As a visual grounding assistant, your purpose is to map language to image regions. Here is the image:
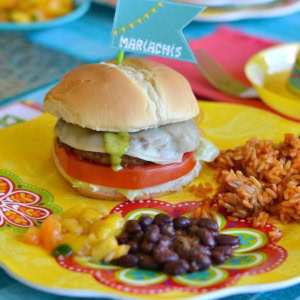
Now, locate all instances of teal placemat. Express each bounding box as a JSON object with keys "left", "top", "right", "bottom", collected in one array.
[
  {"left": 1, "top": 267, "right": 300, "bottom": 300},
  {"left": 0, "top": 34, "right": 85, "bottom": 105}
]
